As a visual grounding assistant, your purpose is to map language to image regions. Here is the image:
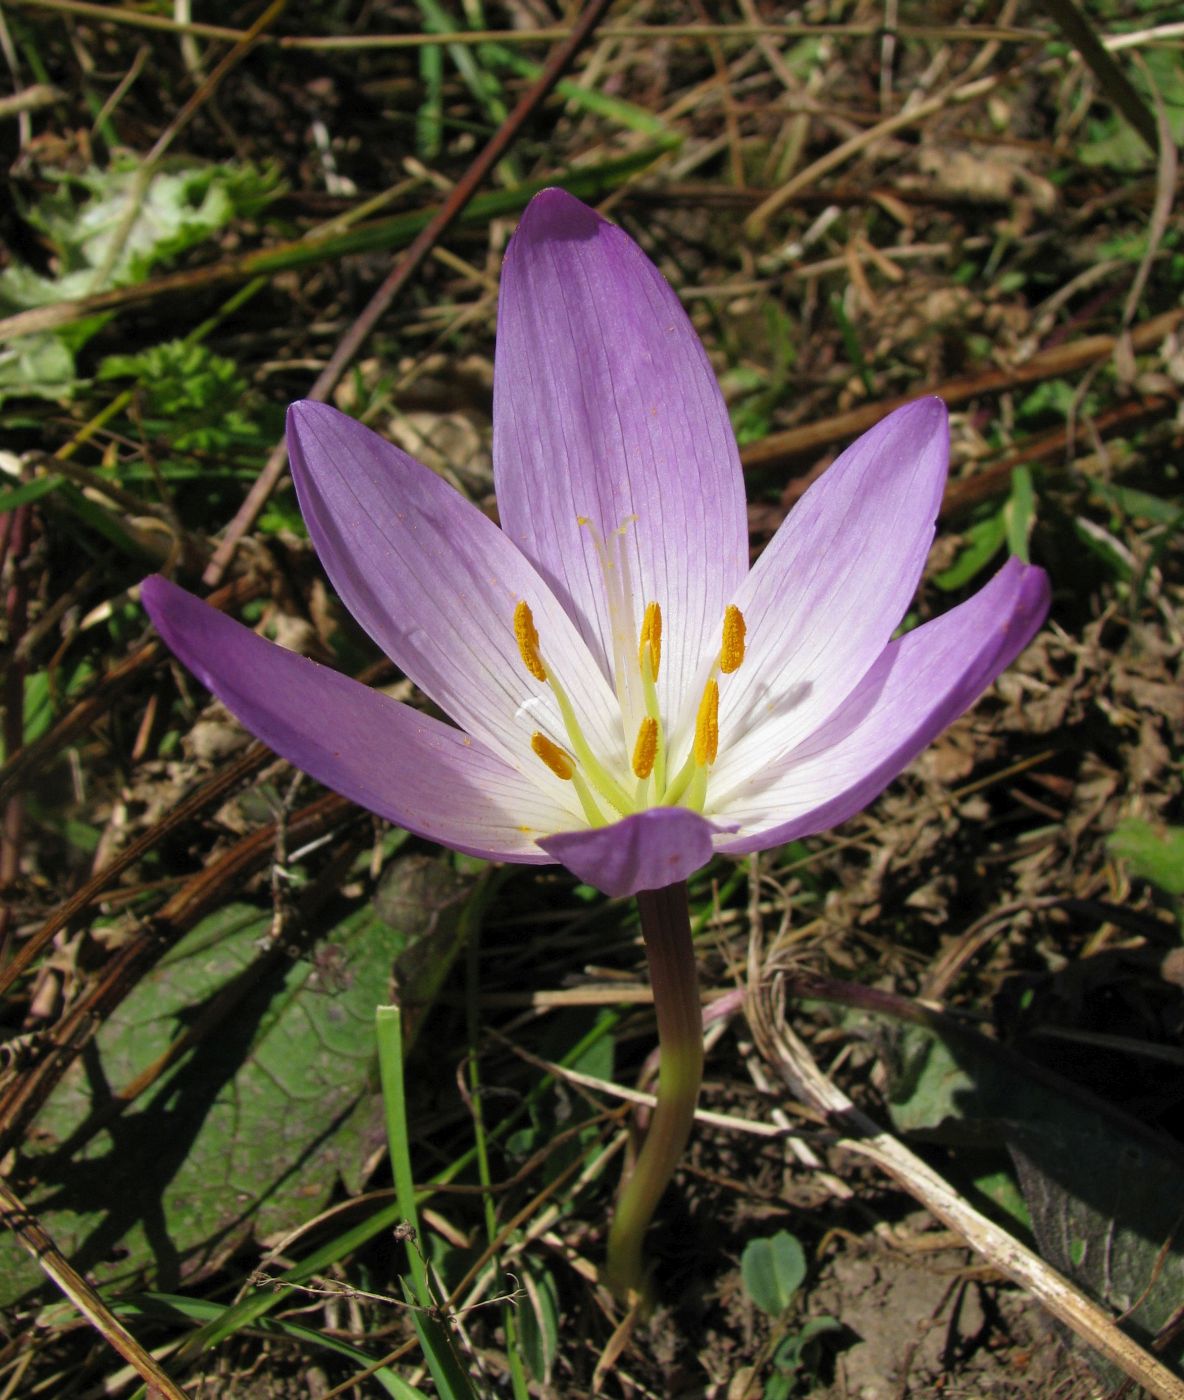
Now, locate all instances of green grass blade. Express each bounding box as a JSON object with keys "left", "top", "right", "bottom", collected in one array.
[{"left": 377, "top": 1004, "right": 479, "bottom": 1400}]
